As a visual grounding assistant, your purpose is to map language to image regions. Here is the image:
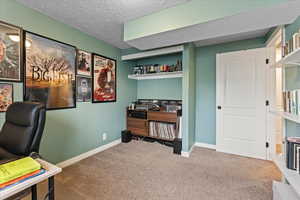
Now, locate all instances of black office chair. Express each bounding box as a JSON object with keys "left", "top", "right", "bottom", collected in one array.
[{"left": 0, "top": 101, "right": 46, "bottom": 162}]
